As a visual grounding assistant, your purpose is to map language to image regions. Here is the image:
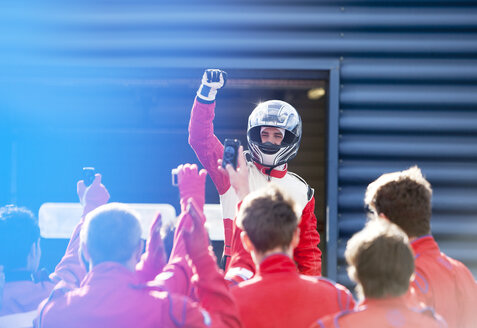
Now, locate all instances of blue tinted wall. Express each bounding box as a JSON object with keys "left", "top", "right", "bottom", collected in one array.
[{"left": 2, "top": 0, "right": 477, "bottom": 282}]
